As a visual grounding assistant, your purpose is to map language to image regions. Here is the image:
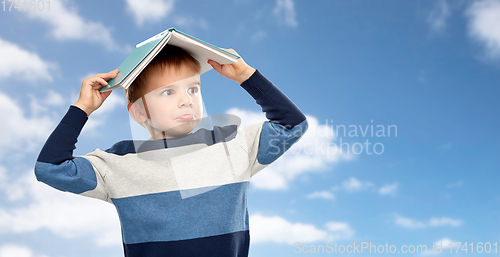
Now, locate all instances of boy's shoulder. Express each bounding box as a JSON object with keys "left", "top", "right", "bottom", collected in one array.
[{"left": 103, "top": 140, "right": 137, "bottom": 156}]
